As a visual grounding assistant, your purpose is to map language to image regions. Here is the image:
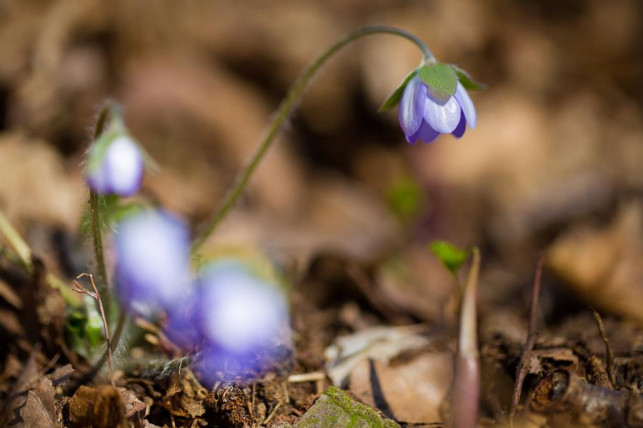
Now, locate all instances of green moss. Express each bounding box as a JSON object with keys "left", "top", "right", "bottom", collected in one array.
[{"left": 295, "top": 386, "right": 399, "bottom": 428}]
